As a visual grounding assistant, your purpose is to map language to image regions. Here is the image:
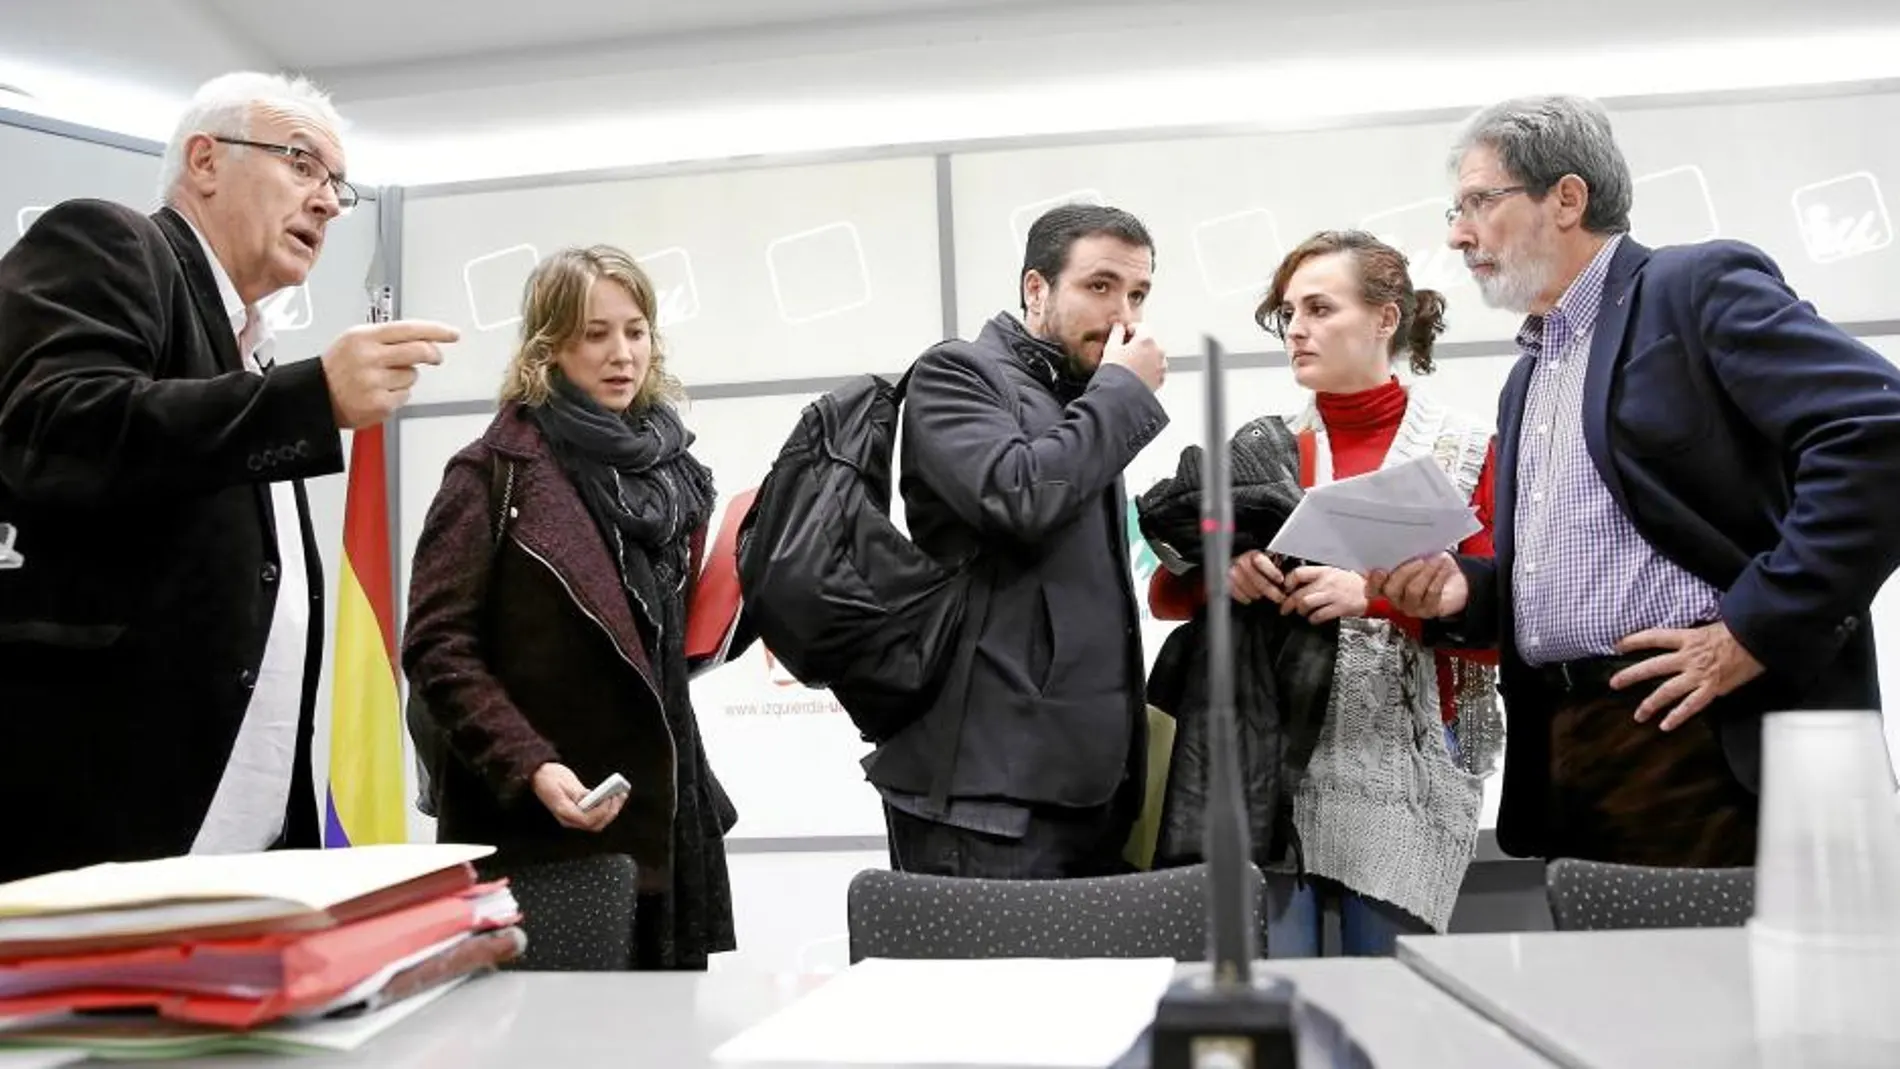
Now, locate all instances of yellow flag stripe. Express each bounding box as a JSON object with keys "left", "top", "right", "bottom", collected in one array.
[{"left": 328, "top": 561, "right": 408, "bottom": 845}]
